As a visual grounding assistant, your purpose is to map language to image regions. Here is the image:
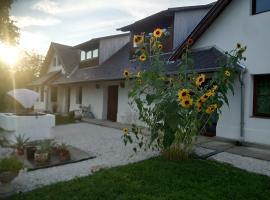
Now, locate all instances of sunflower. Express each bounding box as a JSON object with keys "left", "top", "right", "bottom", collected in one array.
[
  {"left": 236, "top": 43, "right": 241, "bottom": 49},
  {"left": 123, "top": 70, "right": 130, "bottom": 78},
  {"left": 200, "top": 94, "right": 208, "bottom": 103},
  {"left": 195, "top": 100, "right": 203, "bottom": 112},
  {"left": 122, "top": 128, "right": 129, "bottom": 135},
  {"left": 139, "top": 54, "right": 146, "bottom": 62},
  {"left": 158, "top": 44, "right": 163, "bottom": 50},
  {"left": 133, "top": 35, "right": 144, "bottom": 45},
  {"left": 153, "top": 28, "right": 163, "bottom": 38},
  {"left": 195, "top": 74, "right": 206, "bottom": 87},
  {"left": 187, "top": 38, "right": 193, "bottom": 46},
  {"left": 178, "top": 89, "right": 190, "bottom": 100},
  {"left": 181, "top": 97, "right": 193, "bottom": 108},
  {"left": 206, "top": 104, "right": 218, "bottom": 114},
  {"left": 206, "top": 90, "right": 215, "bottom": 97},
  {"left": 225, "top": 70, "right": 231, "bottom": 77},
  {"left": 212, "top": 85, "right": 218, "bottom": 91}
]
